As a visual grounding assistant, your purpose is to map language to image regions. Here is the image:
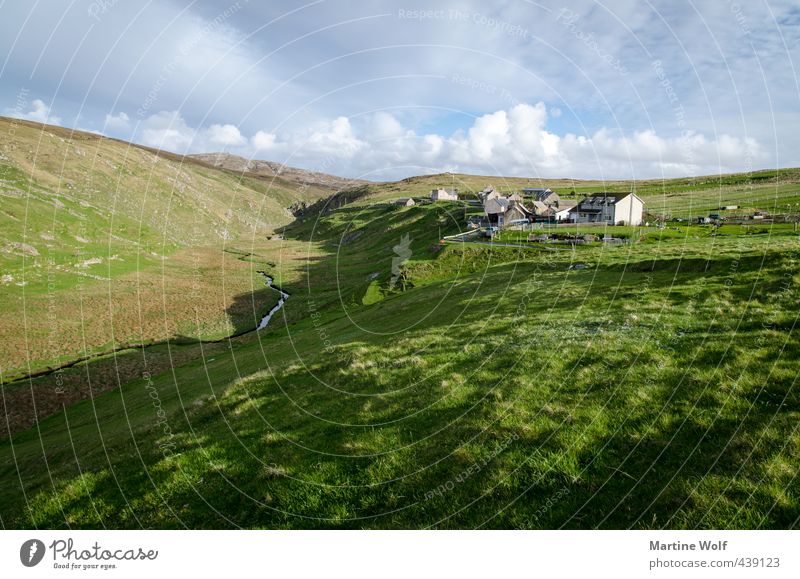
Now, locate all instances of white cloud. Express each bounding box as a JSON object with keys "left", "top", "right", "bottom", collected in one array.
[
  {"left": 139, "top": 110, "right": 195, "bottom": 151},
  {"left": 104, "top": 112, "right": 130, "bottom": 131},
  {"left": 251, "top": 130, "right": 277, "bottom": 150},
  {"left": 368, "top": 112, "right": 404, "bottom": 139},
  {"left": 137, "top": 112, "right": 249, "bottom": 152},
  {"left": 465, "top": 110, "right": 510, "bottom": 160},
  {"left": 207, "top": 123, "right": 245, "bottom": 146},
  {"left": 11, "top": 99, "right": 62, "bottom": 125},
  {"left": 1, "top": 1, "right": 797, "bottom": 174},
  {"left": 260, "top": 104, "right": 766, "bottom": 180},
  {"left": 301, "top": 116, "right": 364, "bottom": 157},
  {"left": 127, "top": 104, "right": 766, "bottom": 180}
]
